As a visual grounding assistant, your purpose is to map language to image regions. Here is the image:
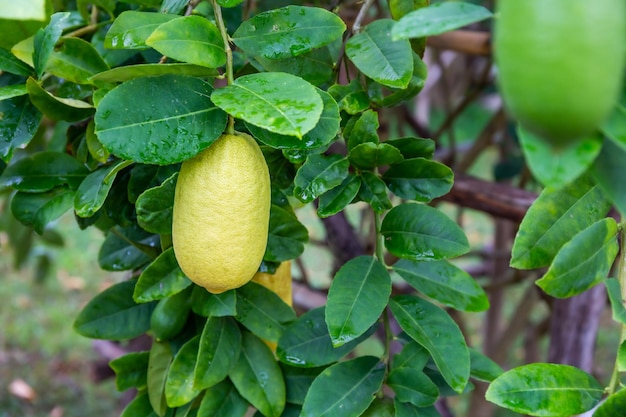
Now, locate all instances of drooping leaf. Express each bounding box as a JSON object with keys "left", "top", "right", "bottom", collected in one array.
[
  {"left": 11, "top": 187, "right": 75, "bottom": 234},
  {"left": 146, "top": 15, "right": 226, "bottom": 68},
  {"left": 0, "top": 151, "right": 88, "bottom": 192},
  {"left": 293, "top": 154, "right": 349, "bottom": 203},
  {"left": 390, "top": 295, "right": 470, "bottom": 393},
  {"left": 0, "top": 95, "right": 41, "bottom": 161},
  {"left": 536, "top": 218, "right": 619, "bottom": 298},
  {"left": 74, "top": 280, "right": 156, "bottom": 340},
  {"left": 232, "top": 6, "right": 345, "bottom": 60},
  {"left": 393, "top": 259, "right": 489, "bottom": 312},
  {"left": 300, "top": 356, "right": 385, "bottom": 417},
  {"left": 246, "top": 88, "right": 340, "bottom": 150},
  {"left": 74, "top": 160, "right": 128, "bottom": 218},
  {"left": 317, "top": 174, "right": 361, "bottom": 218},
  {"left": 485, "top": 363, "right": 603, "bottom": 417},
  {"left": 95, "top": 74, "right": 227, "bottom": 165},
  {"left": 469, "top": 348, "right": 504, "bottom": 383},
  {"left": 148, "top": 341, "right": 173, "bottom": 417},
  {"left": 346, "top": 19, "right": 413, "bottom": 89},
  {"left": 211, "top": 72, "right": 323, "bottom": 138},
  {"left": 109, "top": 351, "right": 150, "bottom": 391},
  {"left": 510, "top": 175, "right": 610, "bottom": 269},
  {"left": 518, "top": 127, "right": 602, "bottom": 189},
  {"left": 195, "top": 316, "right": 241, "bottom": 390},
  {"left": 265, "top": 204, "right": 308, "bottom": 262},
  {"left": 0, "top": 47, "right": 34, "bottom": 76},
  {"left": 136, "top": 172, "right": 177, "bottom": 235},
  {"left": 387, "top": 367, "right": 439, "bottom": 407},
  {"left": 197, "top": 379, "right": 249, "bottom": 417},
  {"left": 277, "top": 307, "right": 377, "bottom": 368},
  {"left": 381, "top": 203, "right": 470, "bottom": 260},
  {"left": 0, "top": 84, "right": 28, "bottom": 100},
  {"left": 105, "top": 11, "right": 180, "bottom": 49},
  {"left": 392, "top": 2, "right": 492, "bottom": 39},
  {"left": 382, "top": 158, "right": 453, "bottom": 202},
  {"left": 98, "top": 224, "right": 158, "bottom": 271},
  {"left": 229, "top": 331, "right": 286, "bottom": 417},
  {"left": 358, "top": 171, "right": 392, "bottom": 213},
  {"left": 325, "top": 256, "right": 391, "bottom": 347},
  {"left": 592, "top": 138, "right": 626, "bottom": 216},
  {"left": 165, "top": 335, "right": 201, "bottom": 407},
  {"left": 236, "top": 281, "right": 296, "bottom": 342},
  {"left": 134, "top": 248, "right": 192, "bottom": 303},
  {"left": 27, "top": 77, "right": 94, "bottom": 121},
  {"left": 90, "top": 63, "right": 219, "bottom": 83},
  {"left": 33, "top": 12, "right": 70, "bottom": 77}
]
